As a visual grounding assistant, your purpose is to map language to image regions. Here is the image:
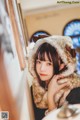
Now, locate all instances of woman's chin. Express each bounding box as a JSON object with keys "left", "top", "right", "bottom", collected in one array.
[{"left": 39, "top": 76, "right": 49, "bottom": 81}]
